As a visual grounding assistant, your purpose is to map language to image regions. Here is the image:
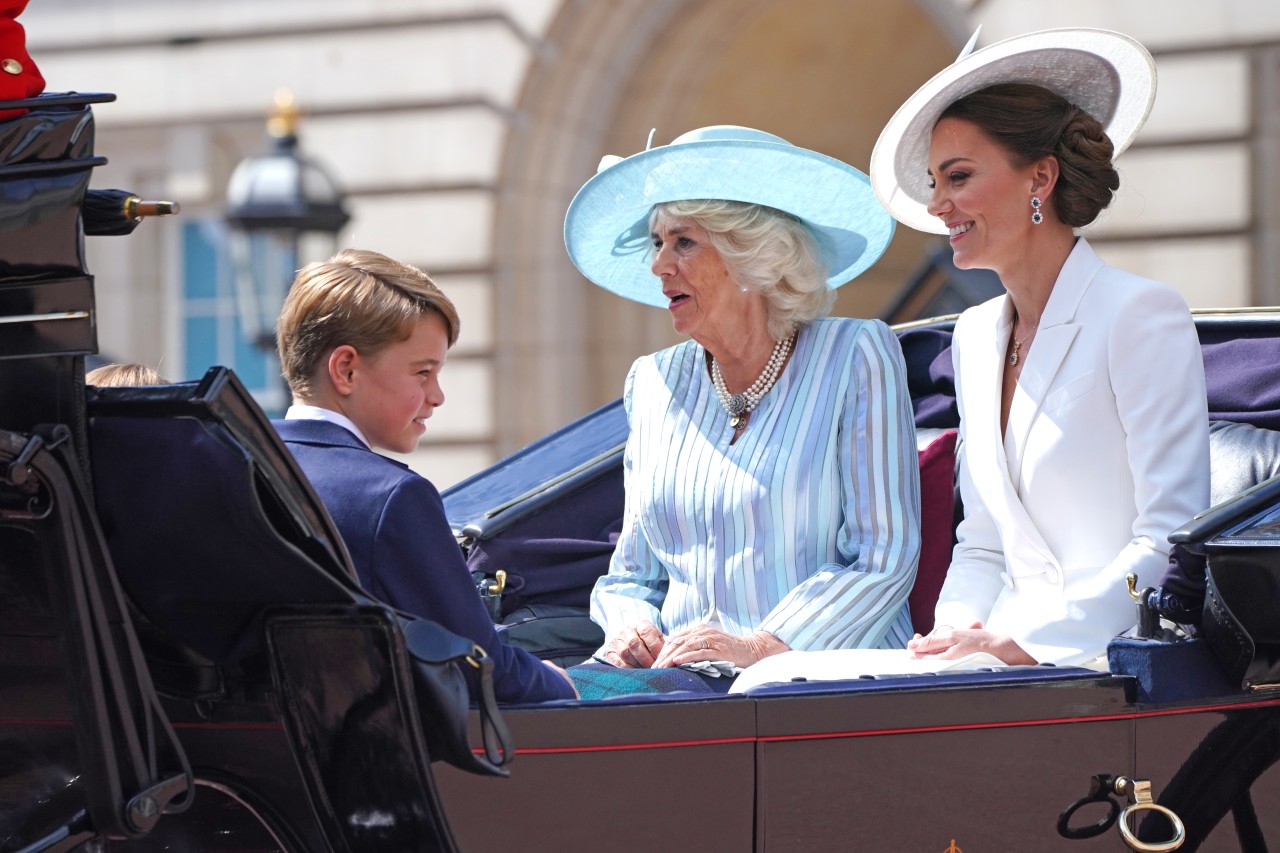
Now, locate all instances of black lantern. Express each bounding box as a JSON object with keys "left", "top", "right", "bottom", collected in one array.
[{"left": 224, "top": 89, "right": 350, "bottom": 351}]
